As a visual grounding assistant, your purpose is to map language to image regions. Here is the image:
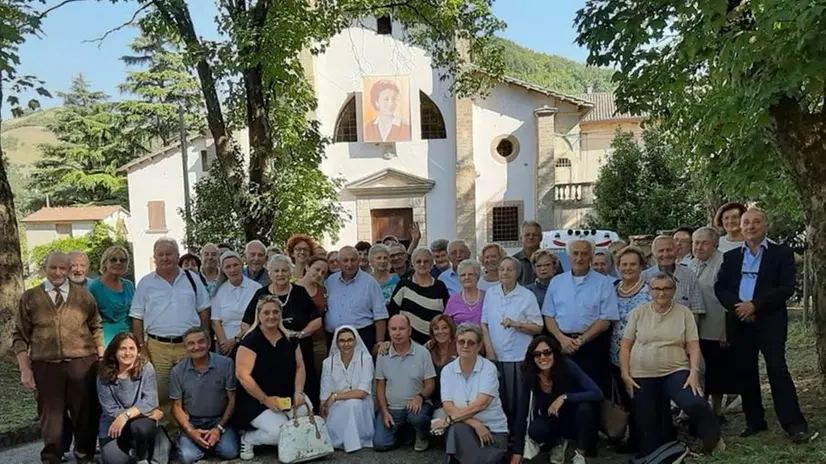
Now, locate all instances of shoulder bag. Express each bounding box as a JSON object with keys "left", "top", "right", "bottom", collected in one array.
[
  {"left": 600, "top": 375, "right": 630, "bottom": 440},
  {"left": 523, "top": 391, "right": 542, "bottom": 460},
  {"left": 278, "top": 402, "right": 334, "bottom": 463}
]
